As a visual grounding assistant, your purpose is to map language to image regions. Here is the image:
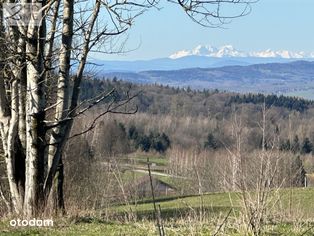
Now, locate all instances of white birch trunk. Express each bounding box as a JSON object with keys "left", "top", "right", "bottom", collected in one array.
[
  {"left": 24, "top": 62, "right": 40, "bottom": 216},
  {"left": 47, "top": 0, "right": 73, "bottom": 169},
  {"left": 5, "top": 80, "right": 24, "bottom": 214},
  {"left": 0, "top": 5, "right": 24, "bottom": 214},
  {"left": 24, "top": 1, "right": 46, "bottom": 216}
]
